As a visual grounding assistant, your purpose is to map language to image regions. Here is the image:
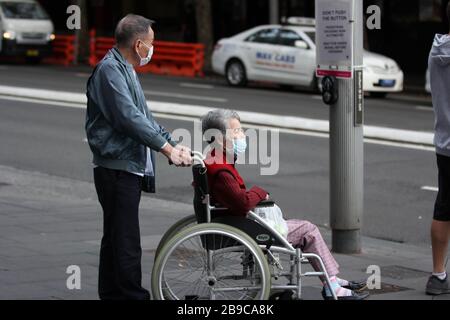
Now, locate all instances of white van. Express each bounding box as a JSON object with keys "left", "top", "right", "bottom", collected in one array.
[{"left": 0, "top": 0, "right": 54, "bottom": 62}]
